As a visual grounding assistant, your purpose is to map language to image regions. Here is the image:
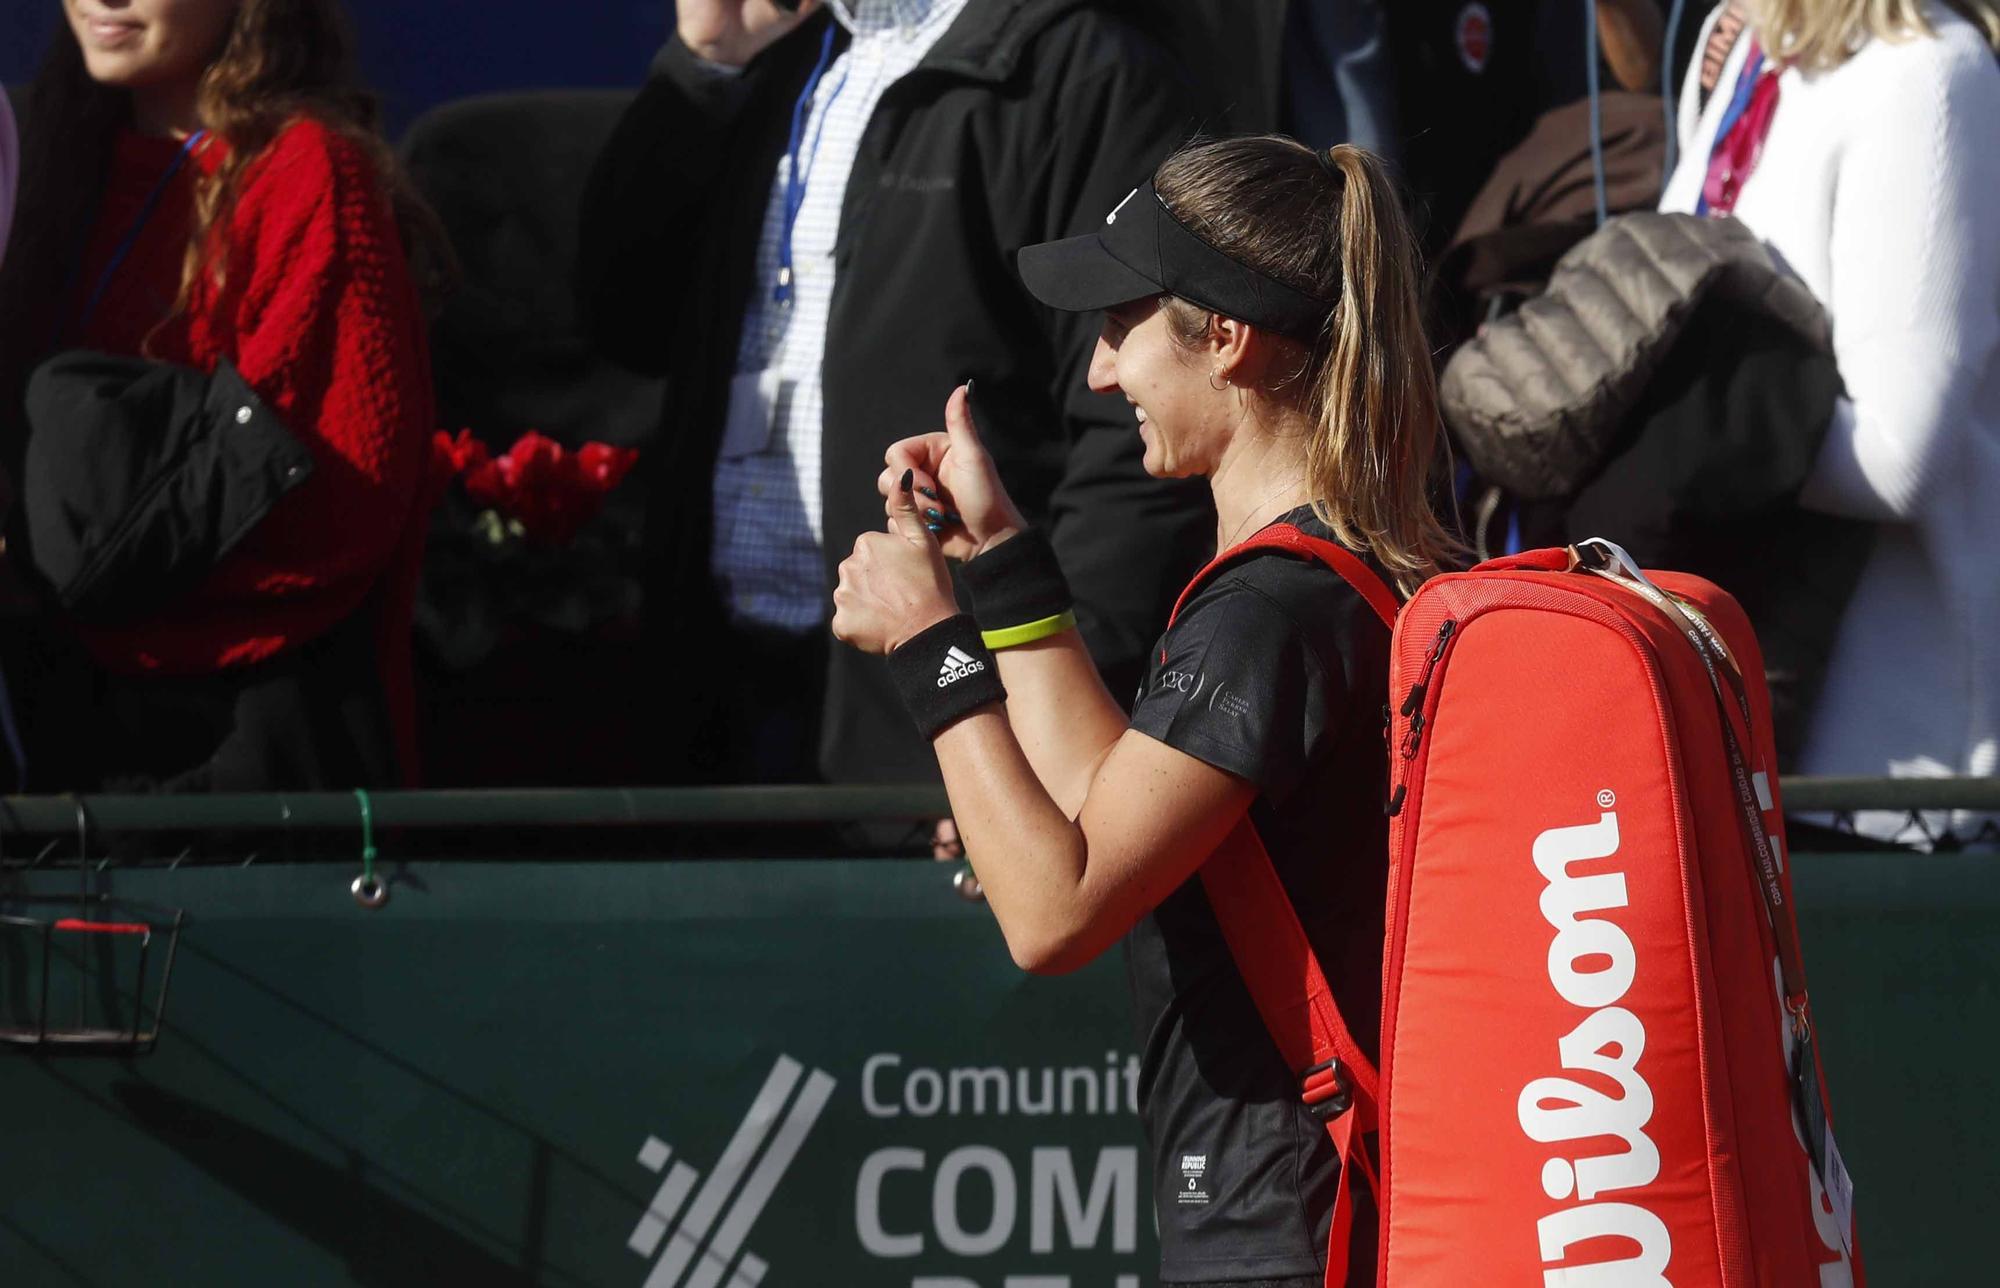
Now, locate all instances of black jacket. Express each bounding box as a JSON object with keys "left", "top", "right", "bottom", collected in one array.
[
  {"left": 23, "top": 352, "right": 313, "bottom": 624},
  {"left": 15, "top": 351, "right": 396, "bottom": 792},
  {"left": 579, "top": 0, "right": 1213, "bottom": 783},
  {"left": 1545, "top": 297, "right": 1871, "bottom": 771}
]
